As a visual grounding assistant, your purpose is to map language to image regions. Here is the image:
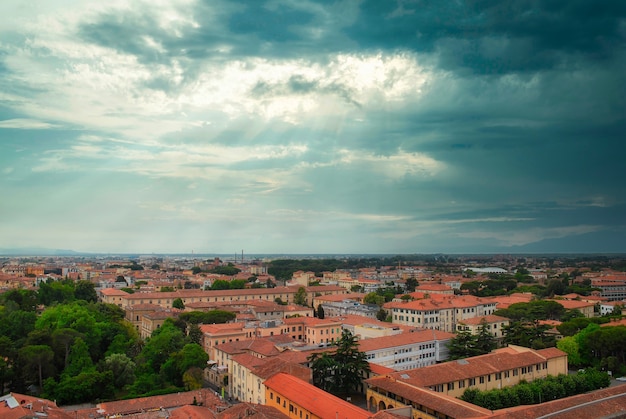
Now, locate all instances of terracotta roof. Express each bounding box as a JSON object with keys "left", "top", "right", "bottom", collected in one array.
[
  {"left": 215, "top": 335, "right": 294, "bottom": 357},
  {"left": 385, "top": 295, "right": 494, "bottom": 311},
  {"left": 122, "top": 285, "right": 345, "bottom": 301},
  {"left": 369, "top": 362, "right": 395, "bottom": 375},
  {"left": 169, "top": 405, "right": 217, "bottom": 419},
  {"left": 486, "top": 383, "right": 626, "bottom": 418},
  {"left": 0, "top": 393, "right": 71, "bottom": 419},
  {"left": 99, "top": 288, "right": 129, "bottom": 296},
  {"left": 217, "top": 403, "right": 290, "bottom": 419},
  {"left": 264, "top": 373, "right": 371, "bottom": 419},
  {"left": 366, "top": 376, "right": 492, "bottom": 418},
  {"left": 548, "top": 299, "right": 594, "bottom": 309},
  {"left": 231, "top": 353, "right": 267, "bottom": 370},
  {"left": 458, "top": 315, "right": 510, "bottom": 325},
  {"left": 373, "top": 345, "right": 567, "bottom": 388},
  {"left": 95, "top": 389, "right": 225, "bottom": 416},
  {"left": 357, "top": 329, "right": 454, "bottom": 353},
  {"left": 601, "top": 319, "right": 626, "bottom": 327},
  {"left": 329, "top": 314, "right": 413, "bottom": 331},
  {"left": 199, "top": 322, "right": 247, "bottom": 334}
]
